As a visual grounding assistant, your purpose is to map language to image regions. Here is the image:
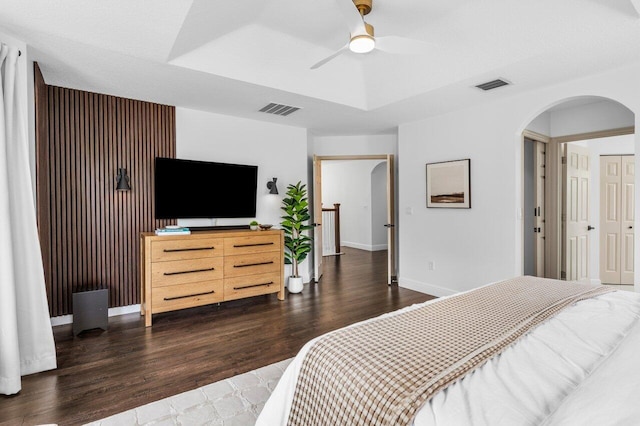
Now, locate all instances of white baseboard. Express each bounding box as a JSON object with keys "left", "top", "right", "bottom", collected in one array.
[
  {"left": 590, "top": 278, "right": 602, "bottom": 285},
  {"left": 50, "top": 304, "right": 141, "bottom": 327},
  {"left": 398, "top": 277, "right": 458, "bottom": 297},
  {"left": 342, "top": 241, "right": 388, "bottom": 252}
]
